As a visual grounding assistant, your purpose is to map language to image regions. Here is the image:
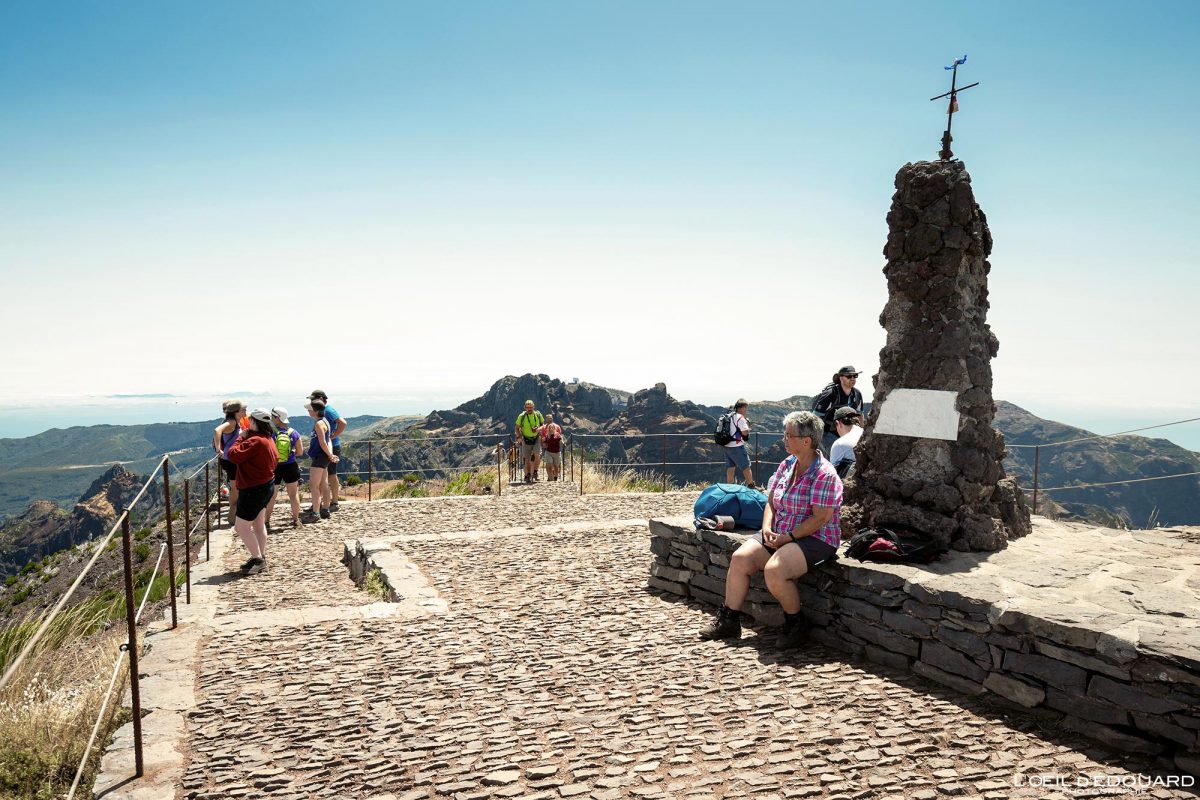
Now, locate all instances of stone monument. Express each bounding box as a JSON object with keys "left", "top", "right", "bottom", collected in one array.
[{"left": 845, "top": 160, "right": 1030, "bottom": 551}]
